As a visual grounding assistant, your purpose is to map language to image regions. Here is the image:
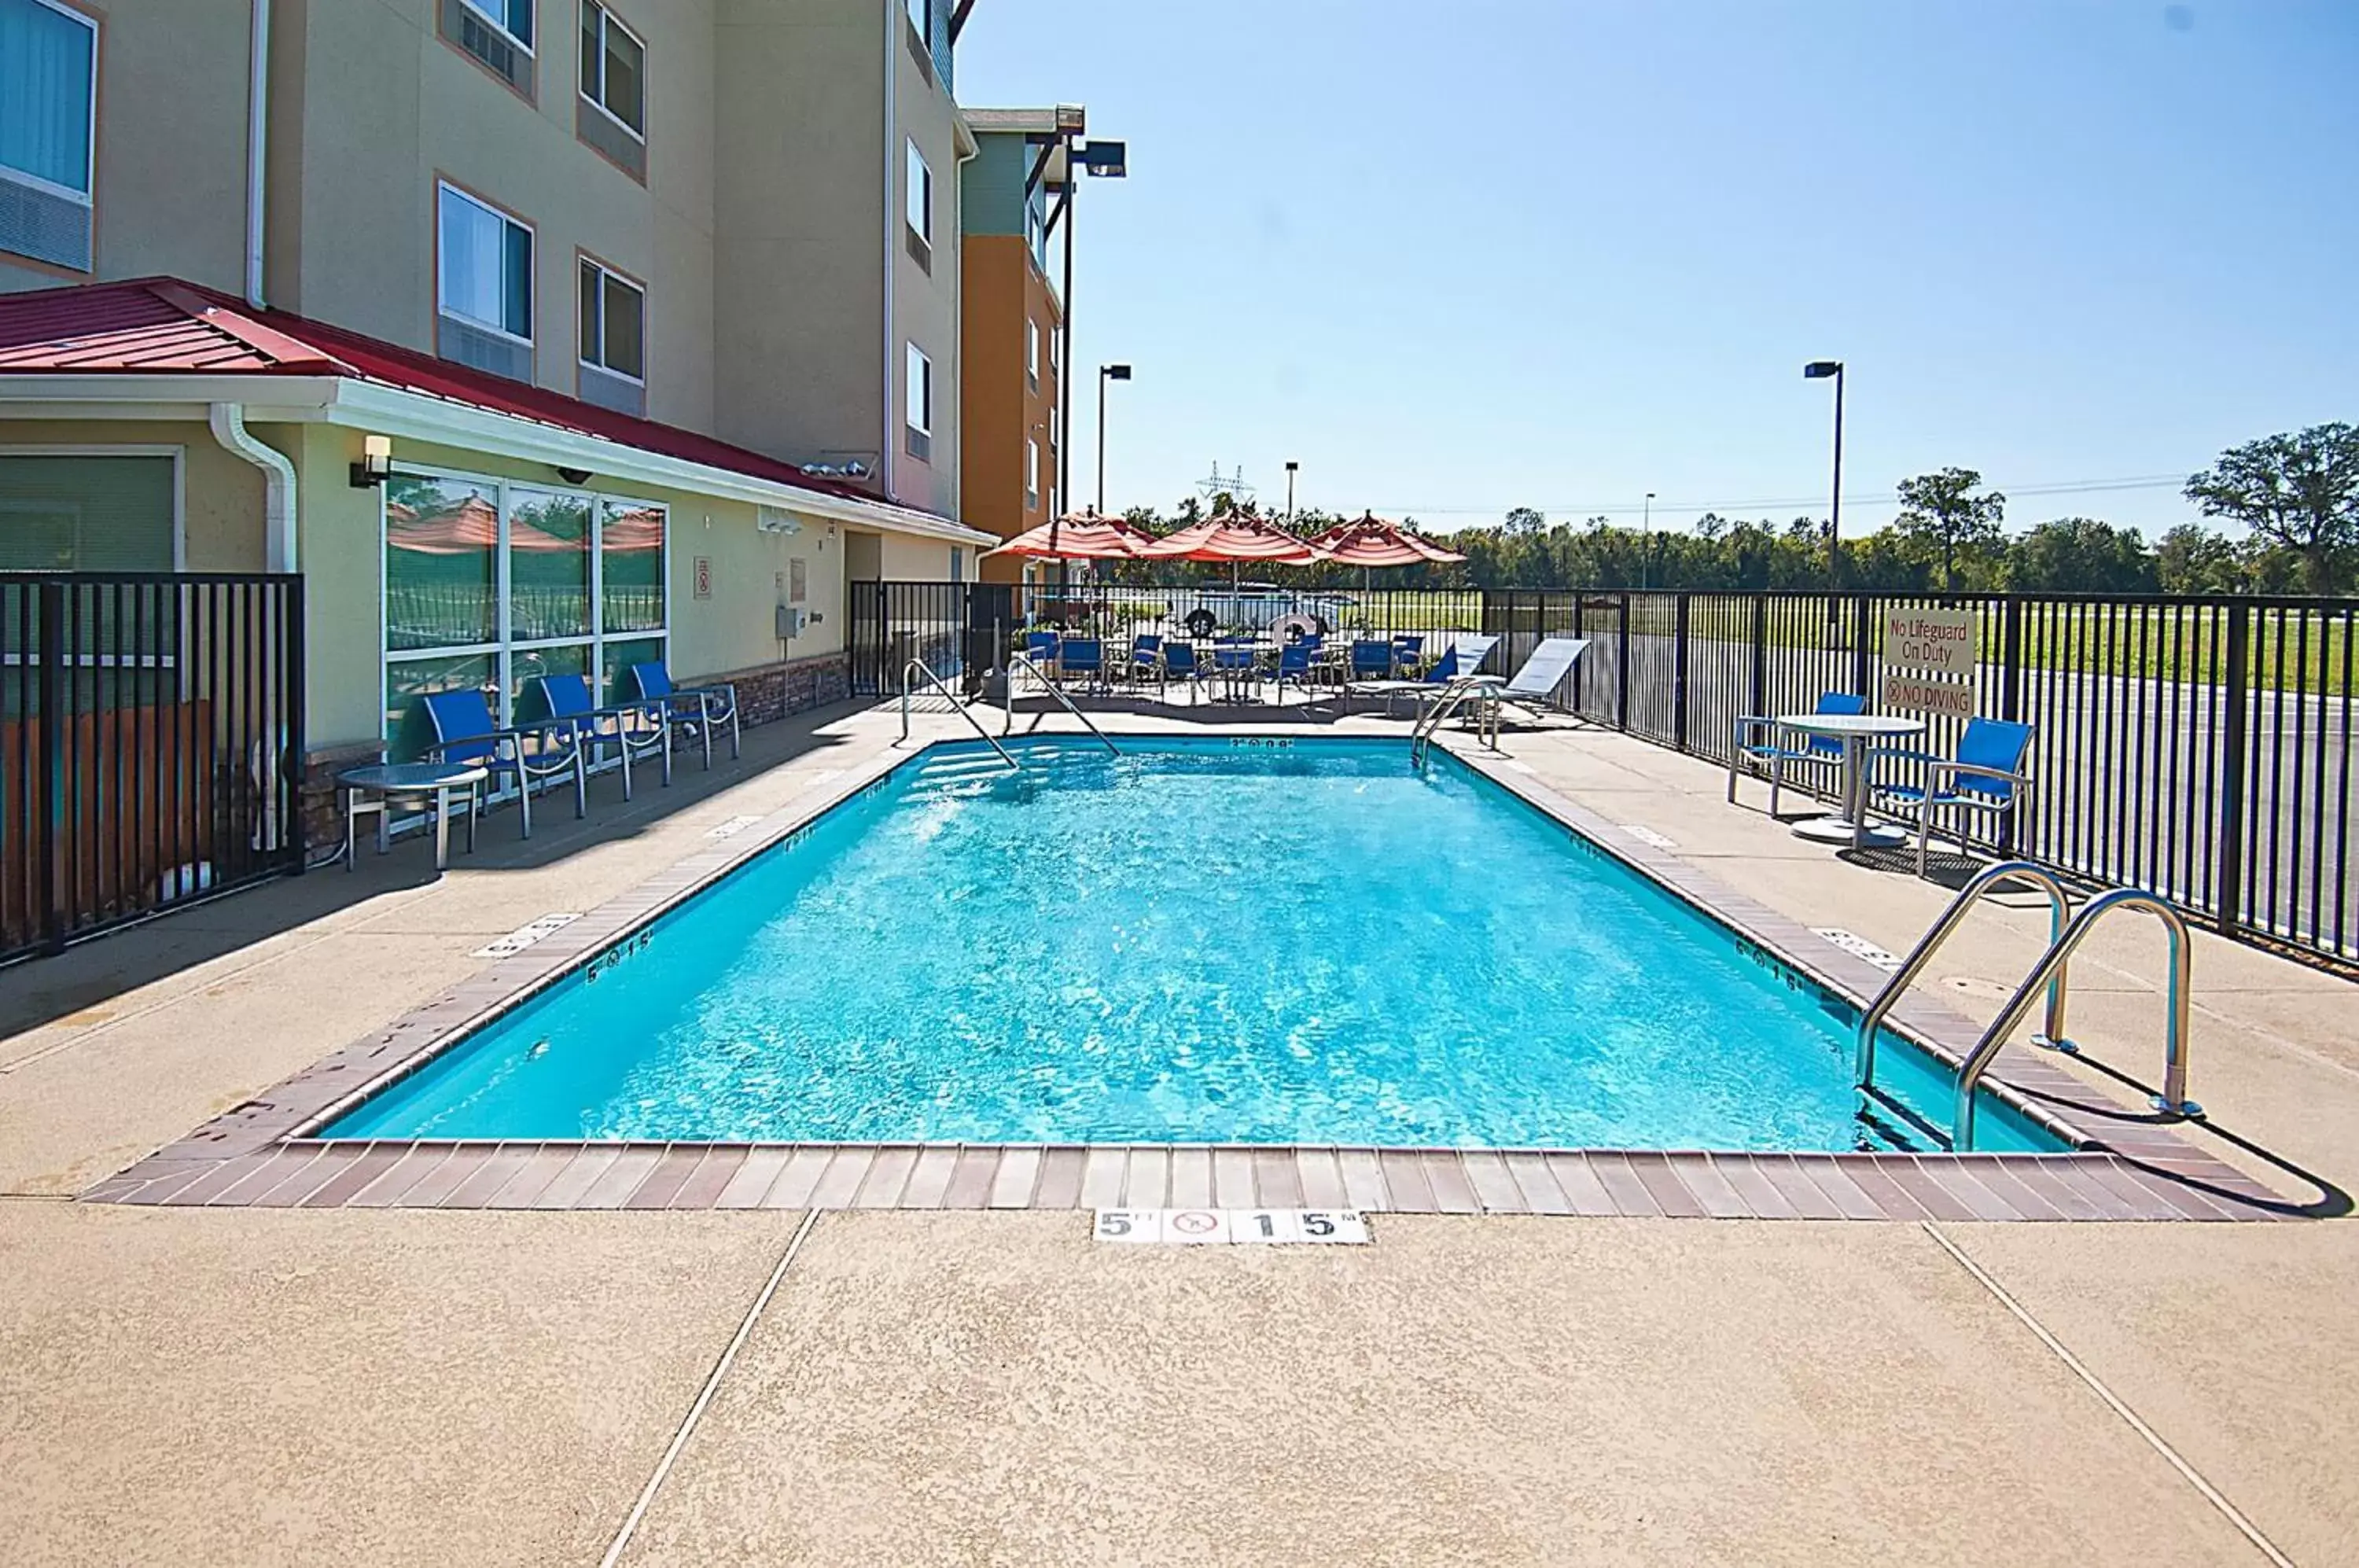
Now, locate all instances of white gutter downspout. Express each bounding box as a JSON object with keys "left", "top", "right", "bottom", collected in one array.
[
  {"left": 209, "top": 403, "right": 297, "bottom": 572},
  {"left": 881, "top": 8, "right": 897, "bottom": 503},
  {"left": 245, "top": 0, "right": 270, "bottom": 308}
]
